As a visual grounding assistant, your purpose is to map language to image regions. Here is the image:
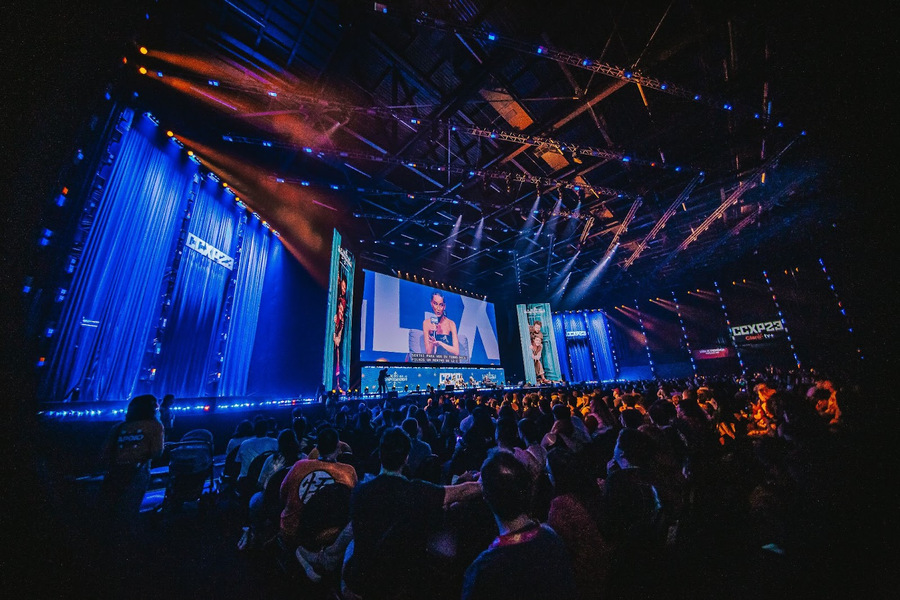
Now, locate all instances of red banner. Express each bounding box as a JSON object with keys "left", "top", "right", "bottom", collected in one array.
[{"left": 693, "top": 347, "right": 734, "bottom": 360}]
